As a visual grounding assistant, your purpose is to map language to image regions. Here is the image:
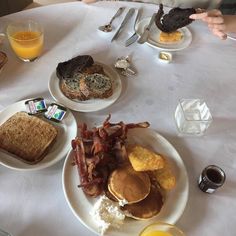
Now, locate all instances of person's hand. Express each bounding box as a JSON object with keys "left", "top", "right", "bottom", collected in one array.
[
  {"left": 190, "top": 9, "right": 227, "bottom": 40},
  {"left": 82, "top": 0, "right": 97, "bottom": 4}
]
